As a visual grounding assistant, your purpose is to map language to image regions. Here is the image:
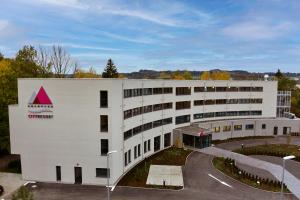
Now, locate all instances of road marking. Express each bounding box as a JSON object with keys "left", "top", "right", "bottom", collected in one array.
[
  {"left": 23, "top": 181, "right": 36, "bottom": 186},
  {"left": 111, "top": 185, "right": 116, "bottom": 191},
  {"left": 208, "top": 174, "right": 232, "bottom": 188}
]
